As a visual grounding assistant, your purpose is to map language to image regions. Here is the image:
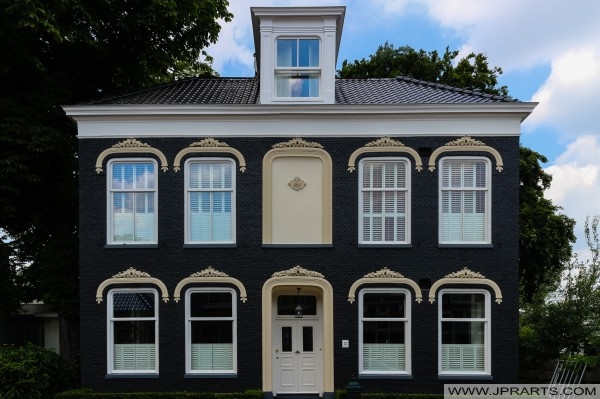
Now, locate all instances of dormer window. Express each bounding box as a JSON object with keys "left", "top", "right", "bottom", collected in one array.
[
  {"left": 275, "top": 38, "right": 320, "bottom": 98},
  {"left": 251, "top": 6, "right": 345, "bottom": 104}
]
